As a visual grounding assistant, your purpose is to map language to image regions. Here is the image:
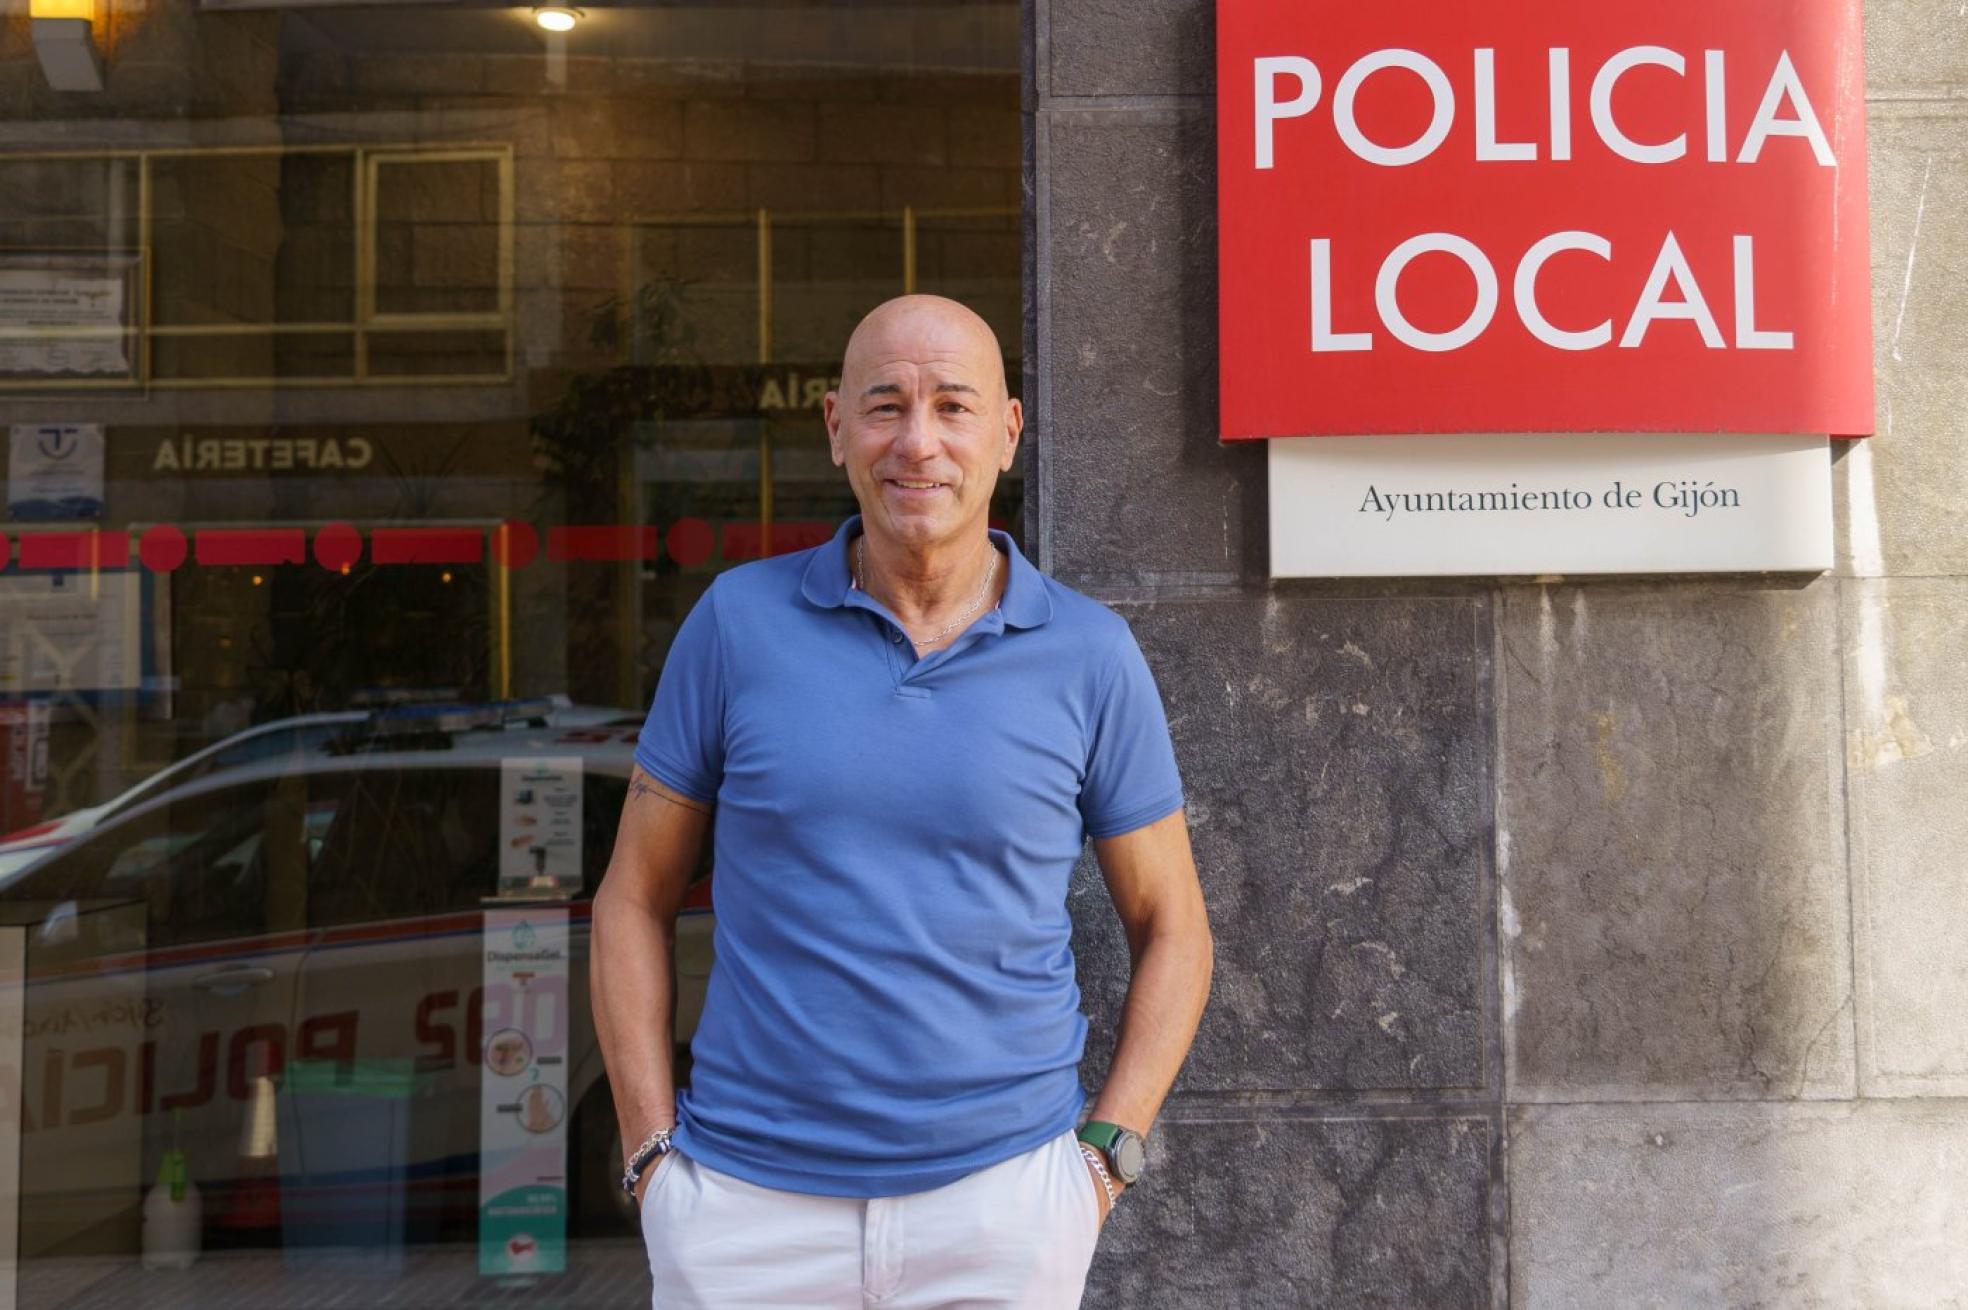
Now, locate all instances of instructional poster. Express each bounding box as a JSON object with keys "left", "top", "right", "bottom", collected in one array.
[
  {"left": 498, "top": 758, "right": 583, "bottom": 896},
  {"left": 0, "top": 572, "right": 143, "bottom": 694},
  {"left": 478, "top": 907, "right": 570, "bottom": 1277}
]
